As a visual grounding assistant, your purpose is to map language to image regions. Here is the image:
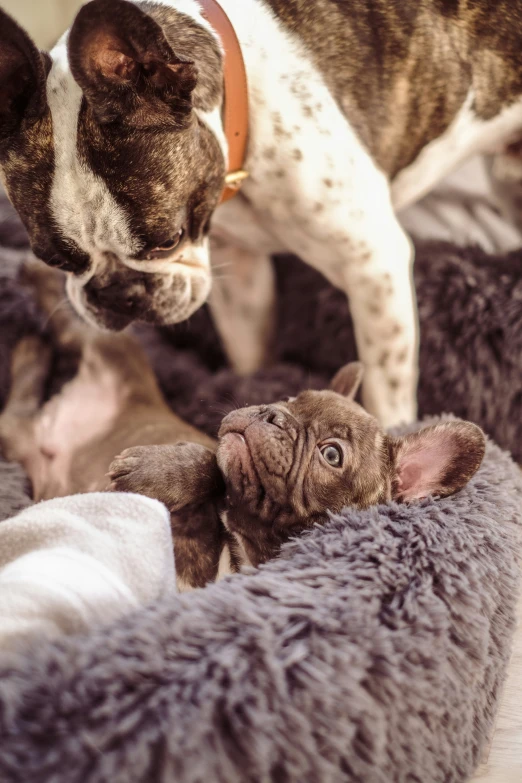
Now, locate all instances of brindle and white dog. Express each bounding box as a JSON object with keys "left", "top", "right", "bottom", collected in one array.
[{"left": 1, "top": 0, "right": 521, "bottom": 429}]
